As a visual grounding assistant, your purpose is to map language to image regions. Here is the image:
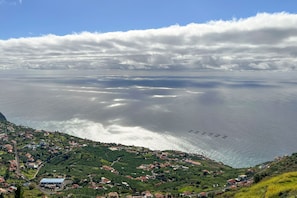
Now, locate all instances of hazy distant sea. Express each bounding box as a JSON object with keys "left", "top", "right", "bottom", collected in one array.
[{"left": 1, "top": 69, "right": 297, "bottom": 168}]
